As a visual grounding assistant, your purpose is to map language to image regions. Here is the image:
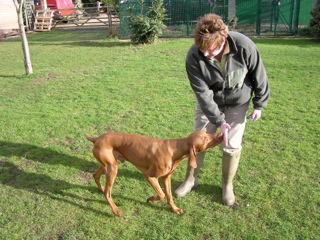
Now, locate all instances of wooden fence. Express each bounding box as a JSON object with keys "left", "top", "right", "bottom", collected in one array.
[{"left": 34, "top": 5, "right": 119, "bottom": 31}]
